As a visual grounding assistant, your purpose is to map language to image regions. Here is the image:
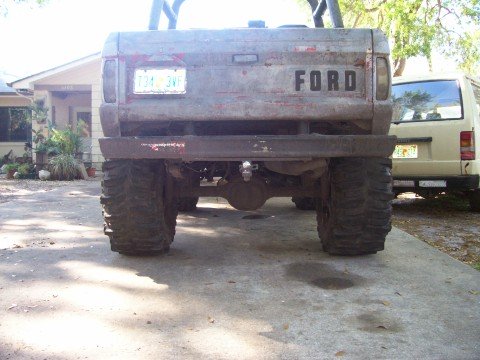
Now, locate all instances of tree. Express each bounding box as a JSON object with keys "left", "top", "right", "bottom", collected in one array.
[
  {"left": 1, "top": 0, "right": 49, "bottom": 16},
  {"left": 298, "top": 0, "right": 480, "bottom": 76}
]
